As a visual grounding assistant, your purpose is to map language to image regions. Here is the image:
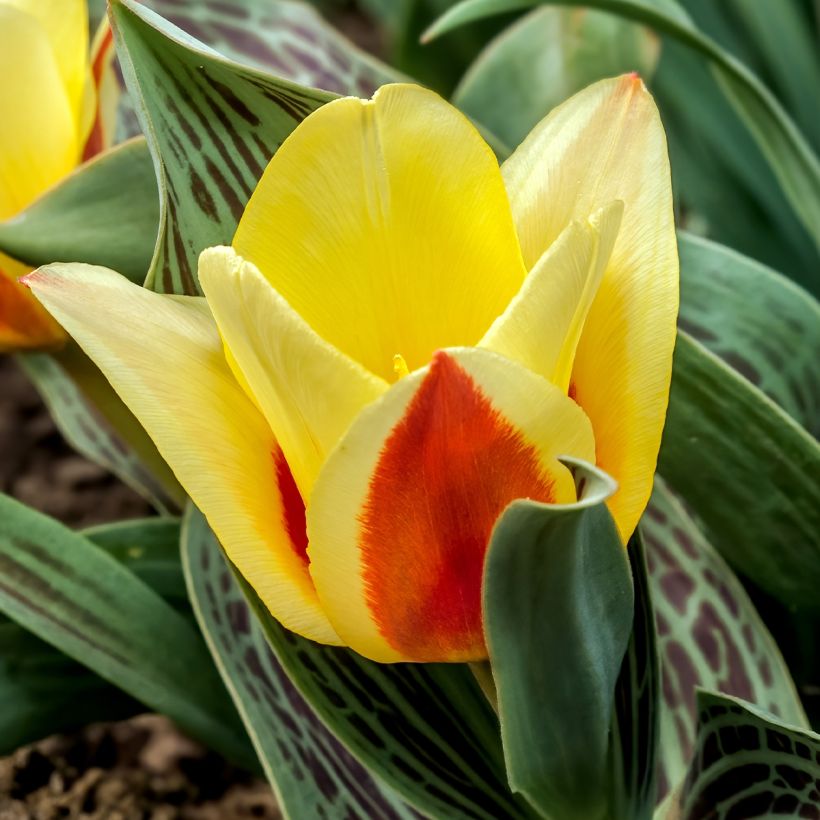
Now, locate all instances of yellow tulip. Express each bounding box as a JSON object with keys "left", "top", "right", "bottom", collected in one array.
[
  {"left": 26, "top": 77, "right": 678, "bottom": 663},
  {"left": 0, "top": 0, "right": 115, "bottom": 351}
]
